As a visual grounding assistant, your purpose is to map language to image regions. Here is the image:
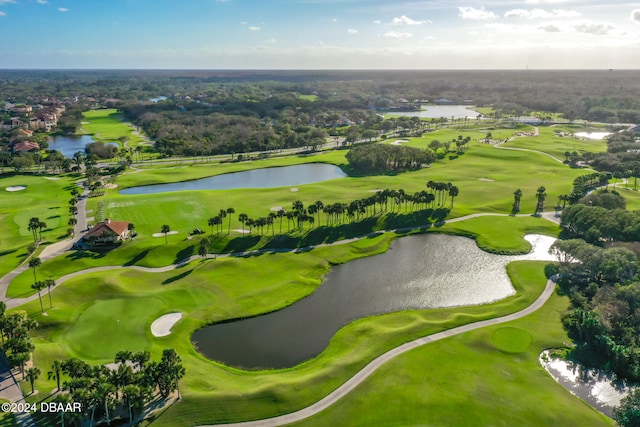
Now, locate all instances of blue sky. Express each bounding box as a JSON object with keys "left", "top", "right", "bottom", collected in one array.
[{"left": 1, "top": 0, "right": 639, "bottom": 69}]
